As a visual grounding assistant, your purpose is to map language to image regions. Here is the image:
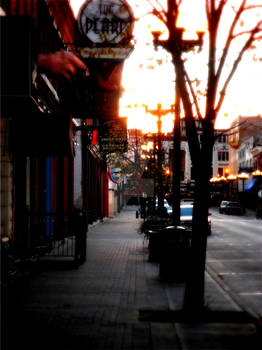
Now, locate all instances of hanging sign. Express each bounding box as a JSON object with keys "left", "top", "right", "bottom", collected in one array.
[
  {"left": 78, "top": 0, "right": 134, "bottom": 45},
  {"left": 109, "top": 166, "right": 124, "bottom": 184},
  {"left": 77, "top": 0, "right": 134, "bottom": 60},
  {"left": 99, "top": 117, "right": 127, "bottom": 153}
]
